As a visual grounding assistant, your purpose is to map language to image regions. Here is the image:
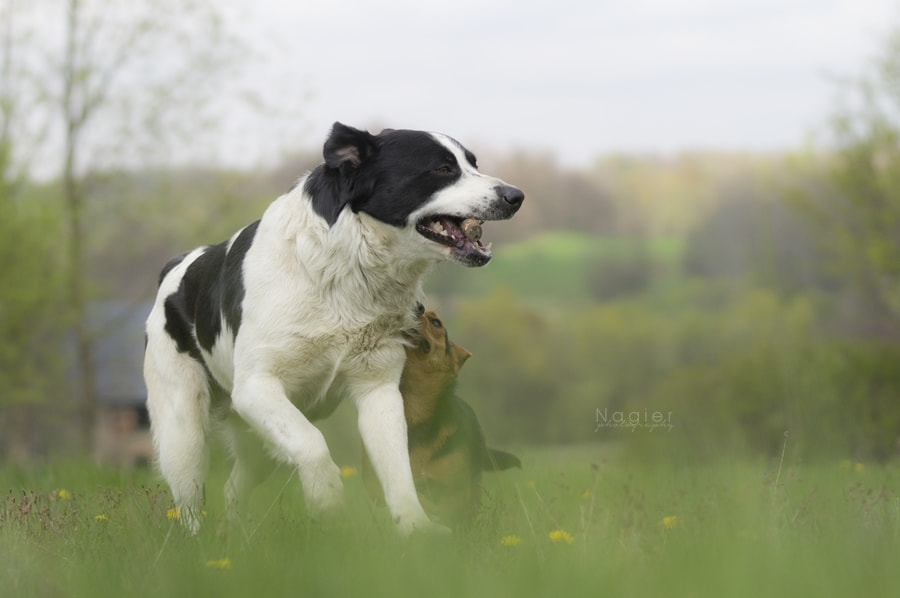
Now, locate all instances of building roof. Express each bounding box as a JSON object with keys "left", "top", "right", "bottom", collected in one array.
[{"left": 90, "top": 302, "right": 151, "bottom": 406}]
